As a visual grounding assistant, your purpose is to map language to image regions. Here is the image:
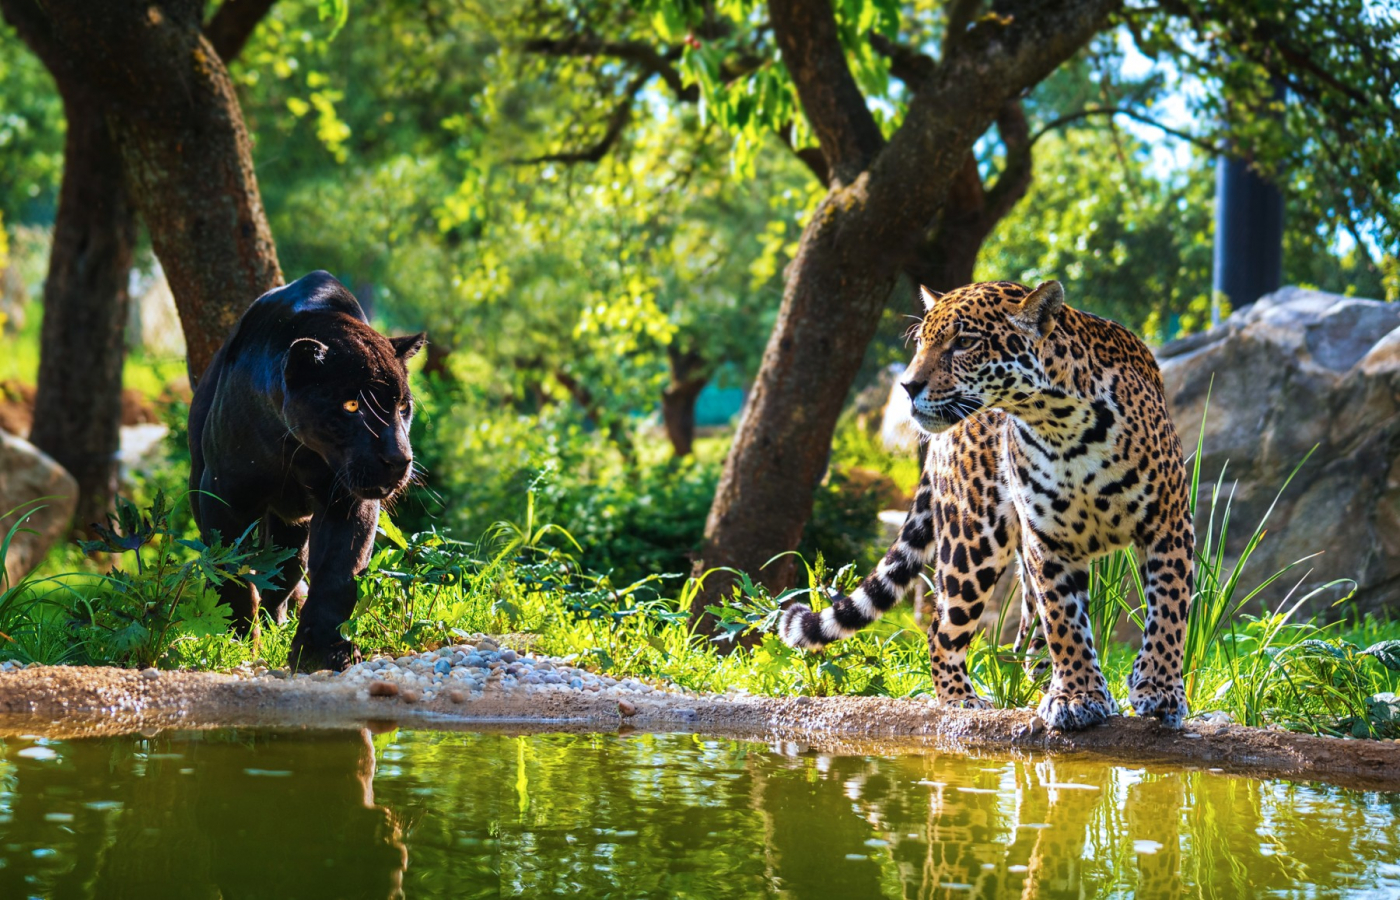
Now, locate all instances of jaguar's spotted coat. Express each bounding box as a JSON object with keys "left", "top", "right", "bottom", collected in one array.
[{"left": 779, "top": 280, "right": 1194, "bottom": 731}]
